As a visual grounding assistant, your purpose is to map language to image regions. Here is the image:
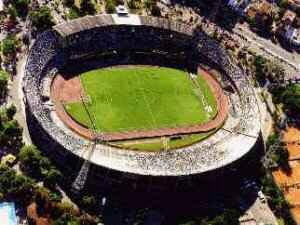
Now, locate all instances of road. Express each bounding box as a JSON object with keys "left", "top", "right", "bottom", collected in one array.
[
  {"left": 233, "top": 23, "right": 300, "bottom": 76},
  {"left": 7, "top": 52, "right": 32, "bottom": 144},
  {"left": 247, "top": 197, "right": 278, "bottom": 225}
]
